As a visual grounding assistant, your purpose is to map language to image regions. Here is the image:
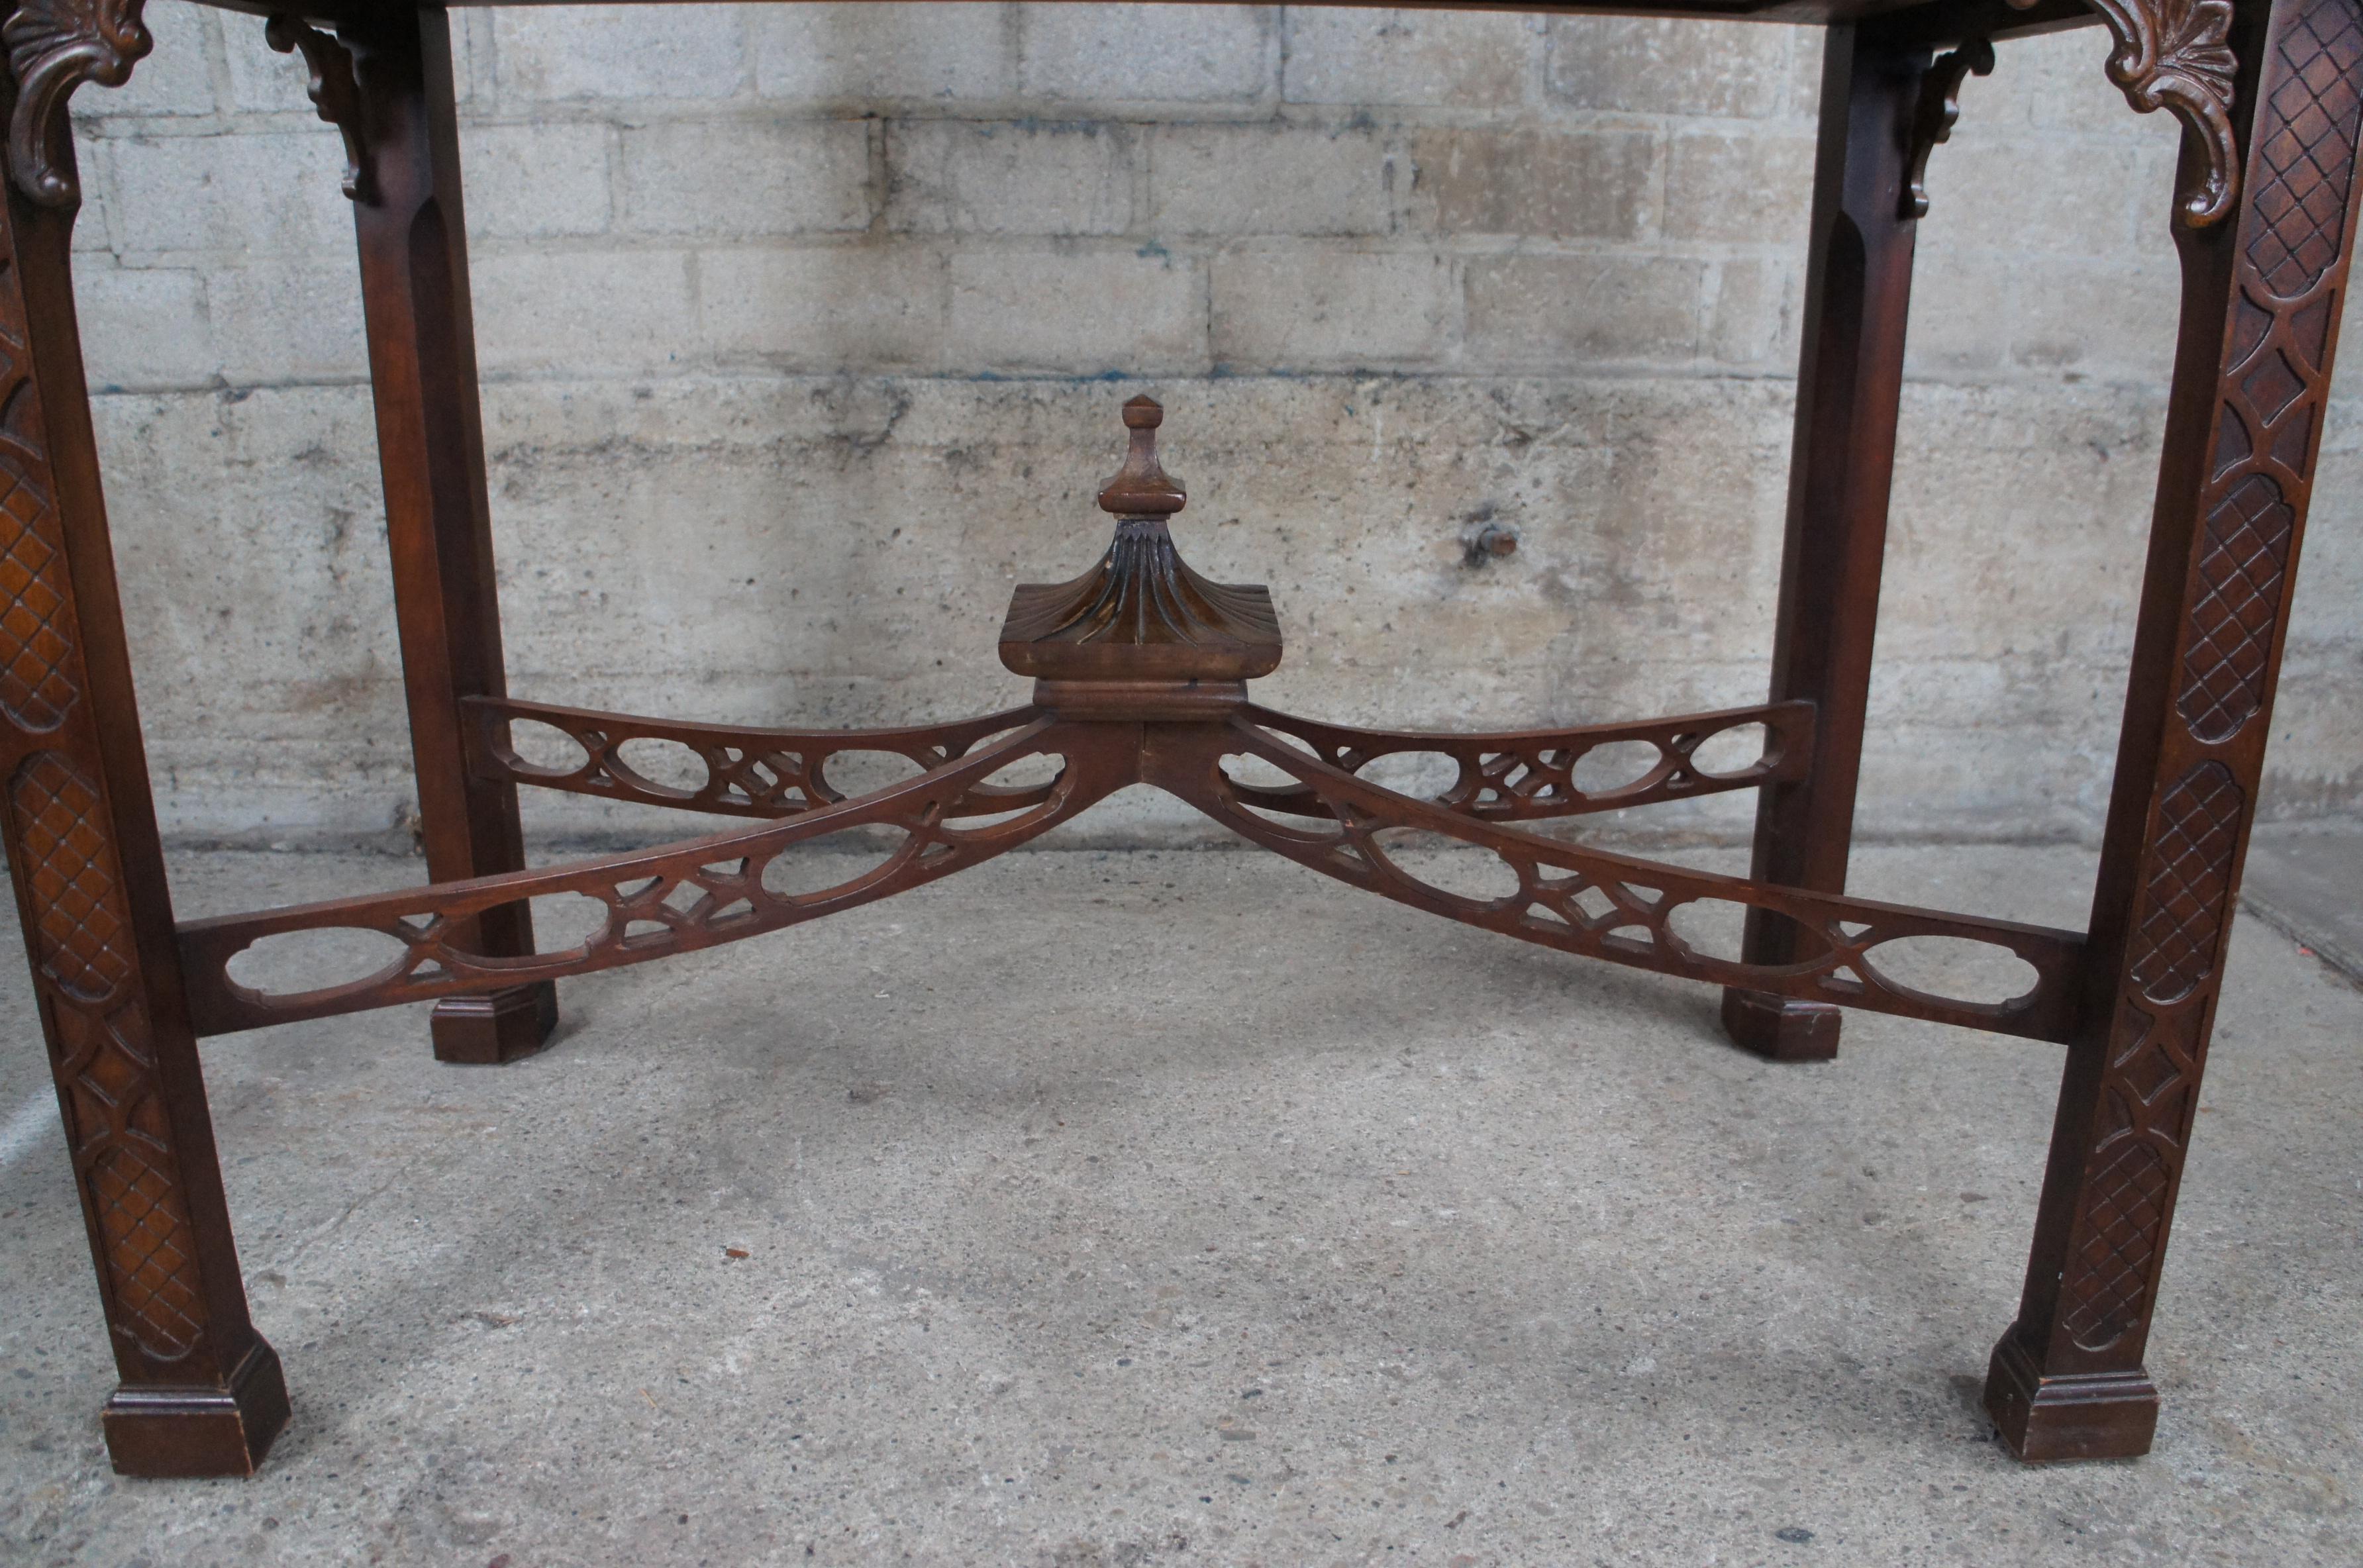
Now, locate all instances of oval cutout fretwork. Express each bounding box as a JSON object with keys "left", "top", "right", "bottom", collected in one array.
[
  {"left": 820, "top": 750, "right": 927, "bottom": 800},
  {"left": 505, "top": 718, "right": 591, "bottom": 776},
  {"left": 759, "top": 827, "right": 911, "bottom": 901},
  {"left": 1860, "top": 935, "right": 2040, "bottom": 1008},
  {"left": 613, "top": 736, "right": 711, "bottom": 797},
  {"left": 226, "top": 926, "right": 411, "bottom": 998},
  {"left": 1689, "top": 722, "right": 1770, "bottom": 779},
  {"left": 1572, "top": 739, "right": 1664, "bottom": 798},
  {"left": 1356, "top": 750, "right": 1461, "bottom": 800}
]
